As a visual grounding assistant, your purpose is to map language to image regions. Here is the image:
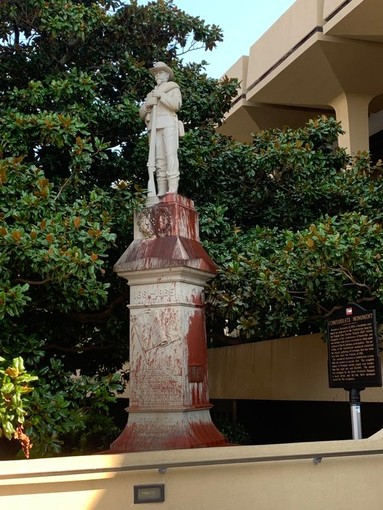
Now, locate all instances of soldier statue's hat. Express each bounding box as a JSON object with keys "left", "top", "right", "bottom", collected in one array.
[{"left": 149, "top": 61, "right": 174, "bottom": 80}]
